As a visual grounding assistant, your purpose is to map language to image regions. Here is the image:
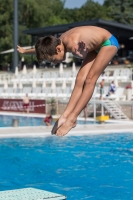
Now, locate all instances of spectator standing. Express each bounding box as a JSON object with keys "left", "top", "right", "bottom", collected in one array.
[
  {"left": 23, "top": 94, "right": 30, "bottom": 113},
  {"left": 109, "top": 81, "right": 116, "bottom": 94},
  {"left": 42, "top": 114, "right": 53, "bottom": 126}
]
